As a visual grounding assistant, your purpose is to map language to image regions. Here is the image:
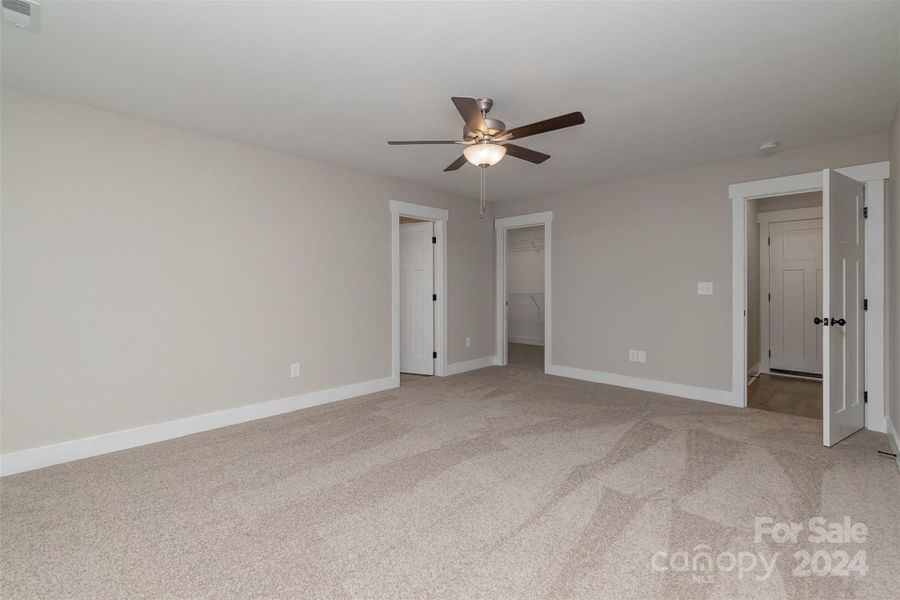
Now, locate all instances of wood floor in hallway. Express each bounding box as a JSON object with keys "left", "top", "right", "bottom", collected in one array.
[{"left": 748, "top": 373, "right": 822, "bottom": 419}]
